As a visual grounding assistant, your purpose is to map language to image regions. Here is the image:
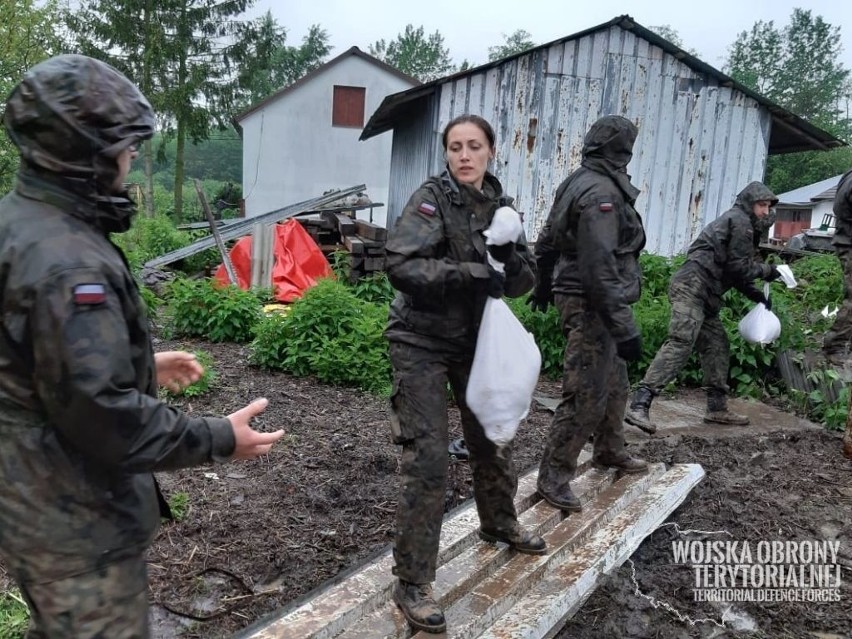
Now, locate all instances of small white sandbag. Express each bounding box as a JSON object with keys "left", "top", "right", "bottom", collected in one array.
[
  {"left": 466, "top": 297, "right": 542, "bottom": 447},
  {"left": 738, "top": 284, "right": 781, "bottom": 345}
]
